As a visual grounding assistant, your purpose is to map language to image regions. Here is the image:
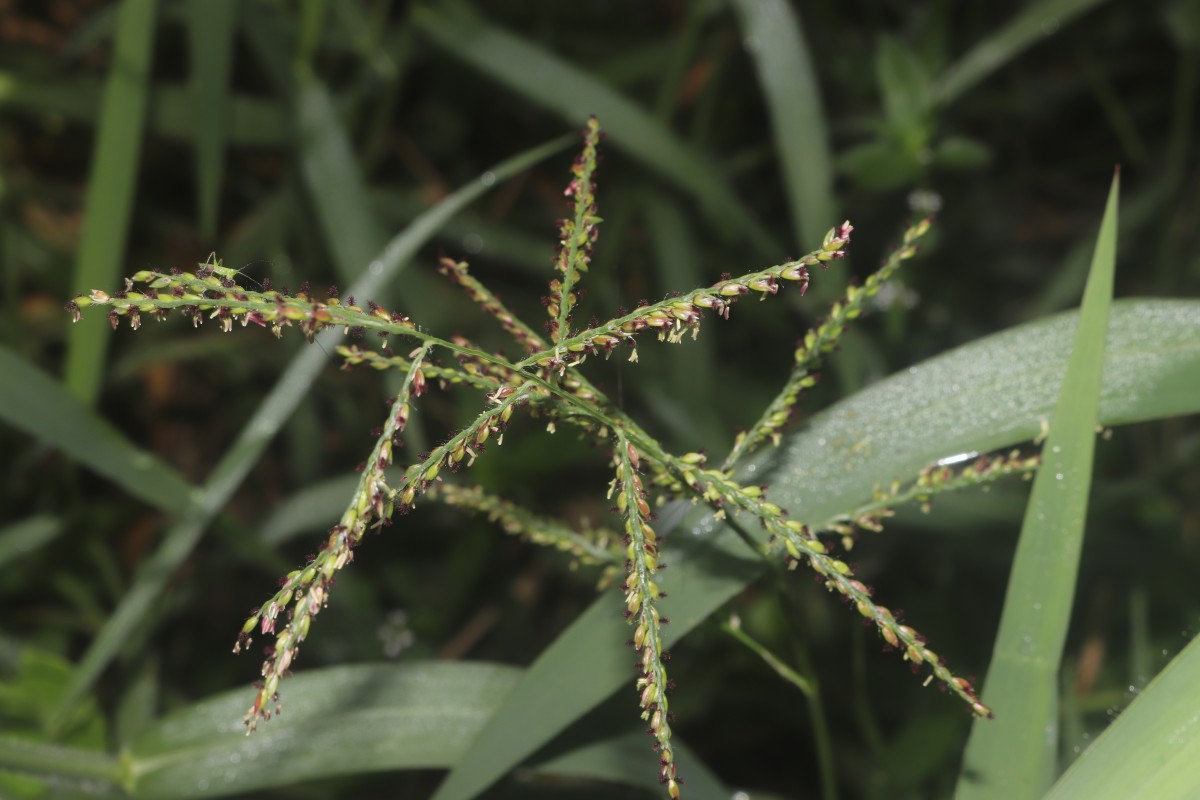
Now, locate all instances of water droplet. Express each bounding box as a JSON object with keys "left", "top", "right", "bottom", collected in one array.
[
  {"left": 462, "top": 232, "right": 484, "bottom": 254},
  {"left": 937, "top": 451, "right": 978, "bottom": 467},
  {"left": 1055, "top": 473, "right": 1064, "bottom": 480},
  {"left": 732, "top": 792, "right": 751, "bottom": 800},
  {"left": 369, "top": 260, "right": 384, "bottom": 276},
  {"left": 481, "top": 171, "right": 496, "bottom": 187},
  {"left": 746, "top": 464, "right": 757, "bottom": 474},
  {"left": 229, "top": 752, "right": 242, "bottom": 764}
]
